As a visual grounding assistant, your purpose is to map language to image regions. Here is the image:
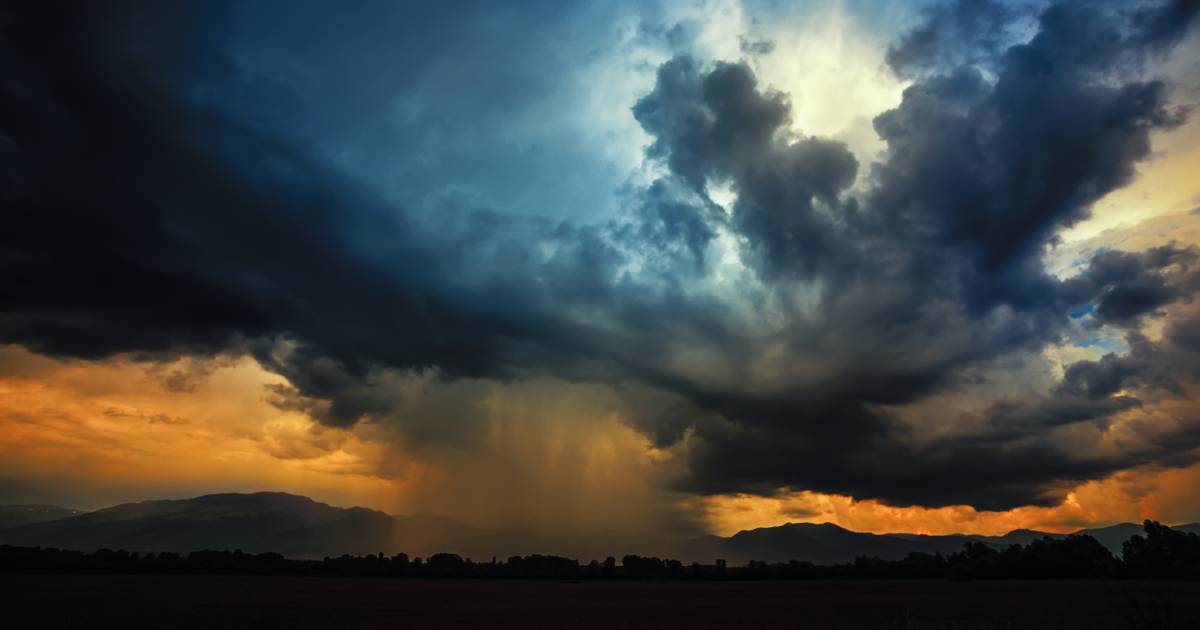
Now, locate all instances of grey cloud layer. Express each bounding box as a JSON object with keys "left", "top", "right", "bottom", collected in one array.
[{"left": 2, "top": 0, "right": 1199, "bottom": 511}]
